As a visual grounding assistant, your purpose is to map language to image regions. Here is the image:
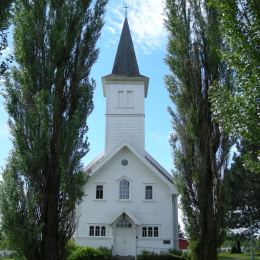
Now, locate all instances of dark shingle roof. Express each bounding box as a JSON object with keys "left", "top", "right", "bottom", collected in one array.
[{"left": 112, "top": 18, "right": 140, "bottom": 77}]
